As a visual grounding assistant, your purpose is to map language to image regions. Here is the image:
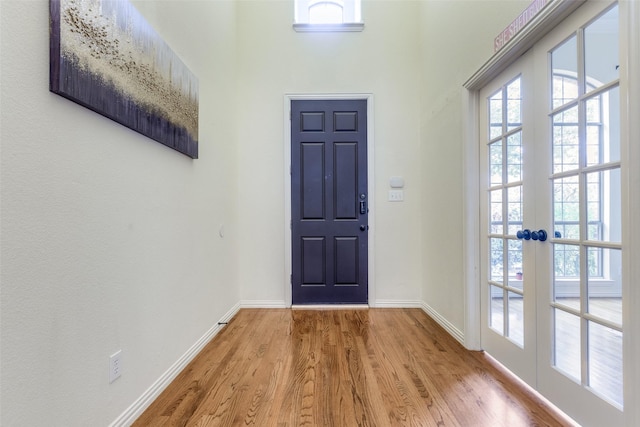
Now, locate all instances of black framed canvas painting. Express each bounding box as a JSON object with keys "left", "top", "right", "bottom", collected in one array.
[{"left": 50, "top": 0, "right": 199, "bottom": 158}]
